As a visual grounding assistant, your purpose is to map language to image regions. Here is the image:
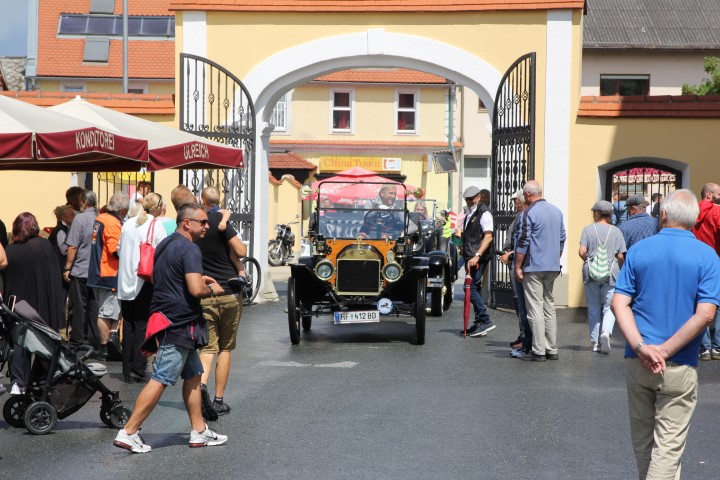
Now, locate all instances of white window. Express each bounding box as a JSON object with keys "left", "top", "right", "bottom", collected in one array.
[
  {"left": 395, "top": 90, "right": 418, "bottom": 134},
  {"left": 127, "top": 82, "right": 148, "bottom": 94},
  {"left": 465, "top": 157, "right": 490, "bottom": 179},
  {"left": 330, "top": 89, "right": 353, "bottom": 133},
  {"left": 62, "top": 83, "right": 86, "bottom": 93},
  {"left": 271, "top": 92, "right": 291, "bottom": 132}
]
